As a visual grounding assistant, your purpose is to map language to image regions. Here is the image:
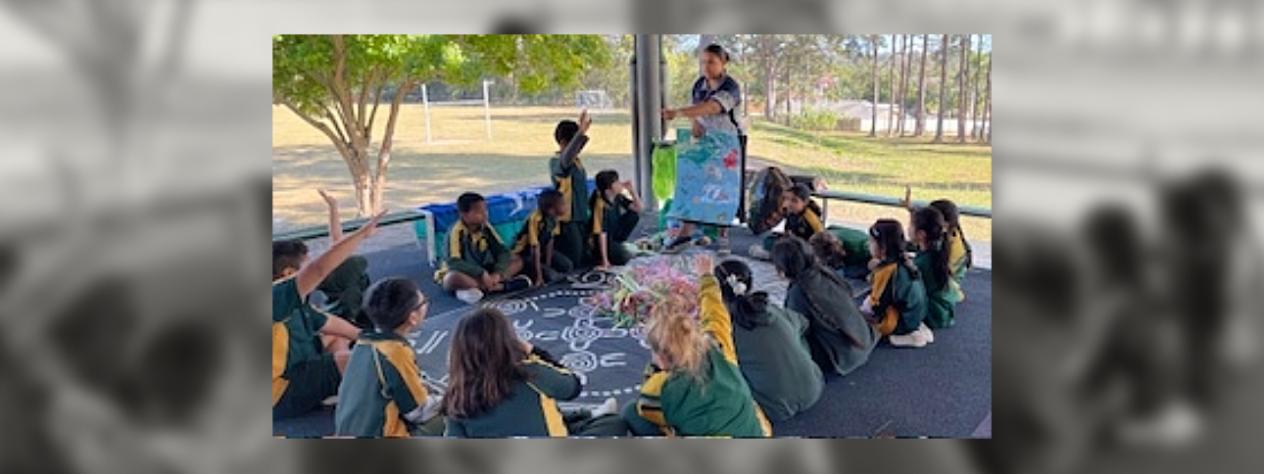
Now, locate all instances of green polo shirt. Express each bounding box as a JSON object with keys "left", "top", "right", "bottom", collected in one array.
[
  {"left": 335, "top": 331, "right": 434, "bottom": 437},
  {"left": 271, "top": 277, "right": 329, "bottom": 406},
  {"left": 435, "top": 220, "right": 510, "bottom": 282},
  {"left": 444, "top": 351, "right": 582, "bottom": 438}
]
